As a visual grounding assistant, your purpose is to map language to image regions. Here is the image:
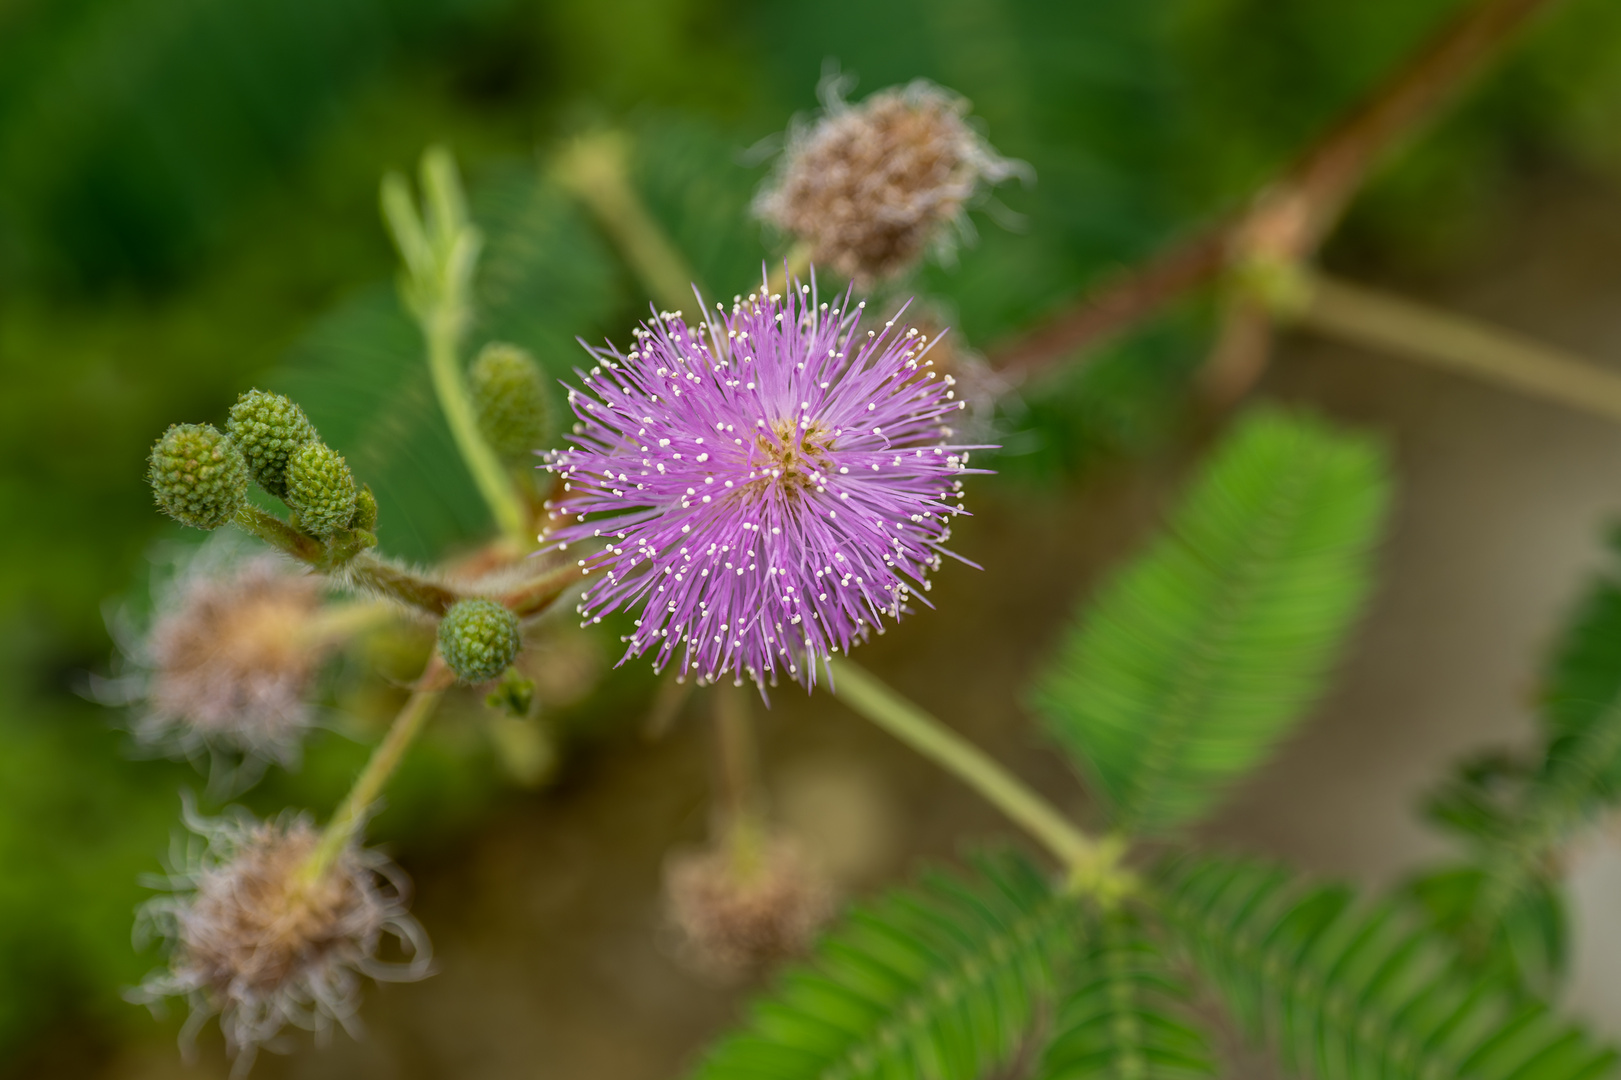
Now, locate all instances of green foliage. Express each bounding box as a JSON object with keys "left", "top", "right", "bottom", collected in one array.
[
  {"left": 1159, "top": 855, "right": 1618, "bottom": 1080},
  {"left": 1541, "top": 533, "right": 1621, "bottom": 780},
  {"left": 439, "top": 598, "right": 521, "bottom": 684},
  {"left": 468, "top": 342, "right": 551, "bottom": 460},
  {"left": 1403, "top": 864, "right": 1568, "bottom": 998},
  {"left": 226, "top": 389, "right": 318, "bottom": 500},
  {"left": 0, "top": 650, "right": 191, "bottom": 1055},
  {"left": 147, "top": 422, "right": 249, "bottom": 530},
  {"left": 689, "top": 851, "right": 1074, "bottom": 1080},
  {"left": 1035, "top": 910, "right": 1217, "bottom": 1080},
  {"left": 285, "top": 441, "right": 358, "bottom": 538},
  {"left": 1405, "top": 537, "right": 1621, "bottom": 993},
  {"left": 1032, "top": 411, "right": 1390, "bottom": 835},
  {"left": 0, "top": 0, "right": 521, "bottom": 291},
  {"left": 1412, "top": 752, "right": 1566, "bottom": 992}
]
